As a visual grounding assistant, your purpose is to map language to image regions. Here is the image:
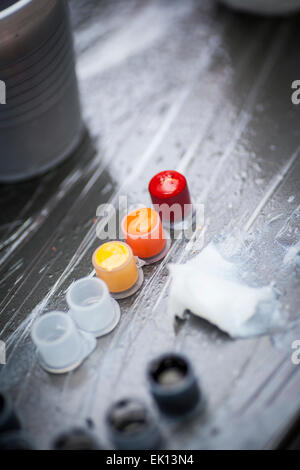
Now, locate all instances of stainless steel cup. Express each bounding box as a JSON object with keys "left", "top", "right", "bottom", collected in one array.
[{"left": 0, "top": 0, "right": 83, "bottom": 182}]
